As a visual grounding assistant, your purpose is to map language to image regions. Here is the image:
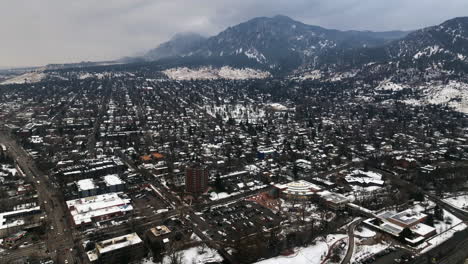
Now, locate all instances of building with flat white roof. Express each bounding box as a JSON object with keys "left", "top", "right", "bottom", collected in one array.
[
  {"left": 318, "top": 191, "right": 350, "bottom": 210},
  {"left": 76, "top": 178, "right": 98, "bottom": 197},
  {"left": 103, "top": 174, "right": 125, "bottom": 192},
  {"left": 0, "top": 206, "right": 42, "bottom": 237},
  {"left": 66, "top": 193, "right": 132, "bottom": 227},
  {"left": 87, "top": 232, "right": 146, "bottom": 263}
]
